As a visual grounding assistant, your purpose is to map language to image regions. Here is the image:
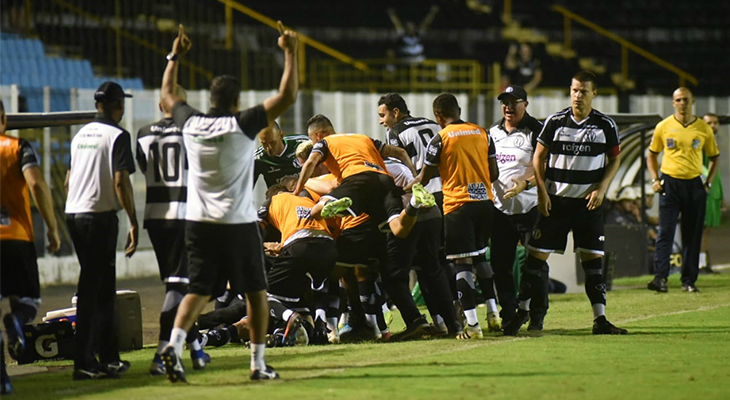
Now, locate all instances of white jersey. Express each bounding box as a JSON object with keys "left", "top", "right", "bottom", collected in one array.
[
  {"left": 172, "top": 102, "right": 269, "bottom": 224},
  {"left": 489, "top": 113, "right": 543, "bottom": 215},
  {"left": 387, "top": 116, "right": 443, "bottom": 194},
  {"left": 384, "top": 157, "right": 440, "bottom": 221},
  {"left": 136, "top": 118, "right": 187, "bottom": 226},
  {"left": 66, "top": 116, "right": 135, "bottom": 214}
]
